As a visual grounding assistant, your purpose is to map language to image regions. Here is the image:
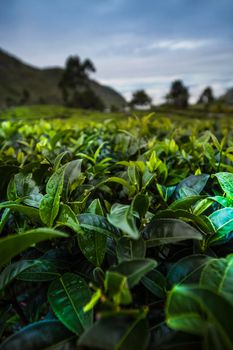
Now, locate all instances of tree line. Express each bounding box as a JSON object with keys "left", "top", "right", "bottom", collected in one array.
[
  {"left": 131, "top": 82, "right": 215, "bottom": 109},
  {"left": 58, "top": 55, "right": 216, "bottom": 110},
  {"left": 13, "top": 54, "right": 216, "bottom": 111}
]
